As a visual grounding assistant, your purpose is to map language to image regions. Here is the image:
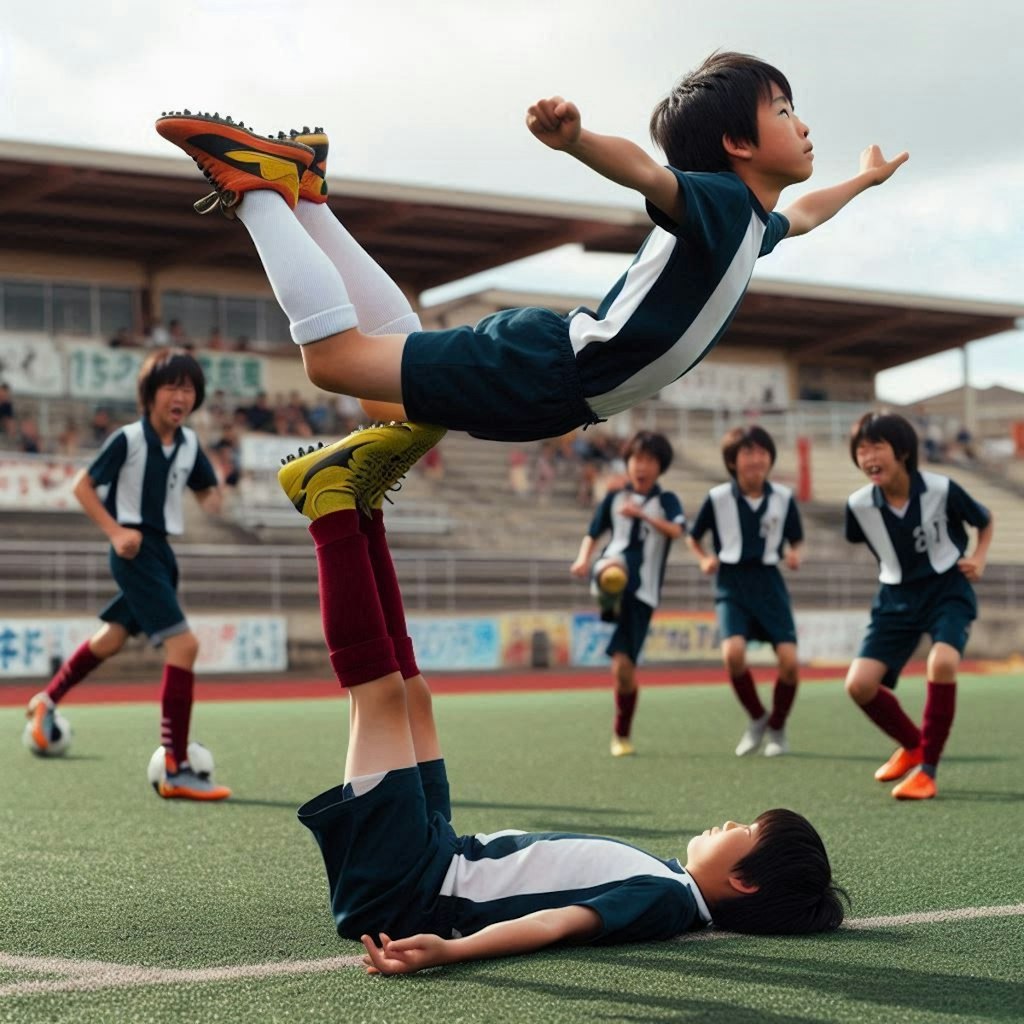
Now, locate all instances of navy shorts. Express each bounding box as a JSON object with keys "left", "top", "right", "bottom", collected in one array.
[
  {"left": 297, "top": 763, "right": 459, "bottom": 941},
  {"left": 100, "top": 529, "right": 189, "bottom": 646},
  {"left": 606, "top": 593, "right": 655, "bottom": 664},
  {"left": 401, "top": 306, "right": 599, "bottom": 442},
  {"left": 714, "top": 564, "right": 797, "bottom": 647},
  {"left": 858, "top": 572, "right": 977, "bottom": 688}
]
